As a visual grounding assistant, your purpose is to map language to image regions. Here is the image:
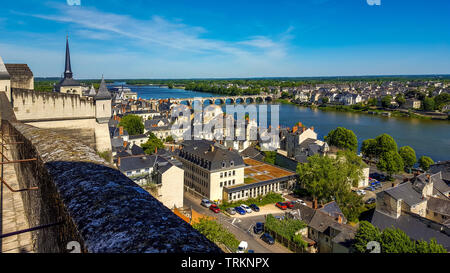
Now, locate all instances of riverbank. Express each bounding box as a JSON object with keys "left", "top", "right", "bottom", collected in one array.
[{"left": 289, "top": 101, "right": 449, "bottom": 121}]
